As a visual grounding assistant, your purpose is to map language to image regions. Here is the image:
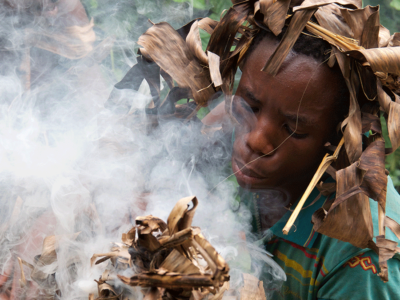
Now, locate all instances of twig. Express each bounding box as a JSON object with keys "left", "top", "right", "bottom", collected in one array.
[{"left": 282, "top": 137, "right": 344, "bottom": 235}]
